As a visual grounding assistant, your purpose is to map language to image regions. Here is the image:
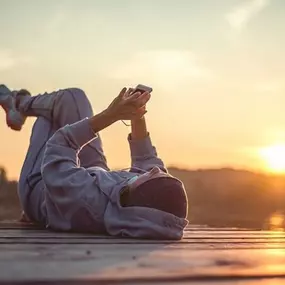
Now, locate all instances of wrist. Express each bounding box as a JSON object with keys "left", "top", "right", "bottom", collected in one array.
[
  {"left": 102, "top": 108, "right": 120, "bottom": 124},
  {"left": 131, "top": 115, "right": 145, "bottom": 124},
  {"left": 131, "top": 116, "right": 148, "bottom": 140}
]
